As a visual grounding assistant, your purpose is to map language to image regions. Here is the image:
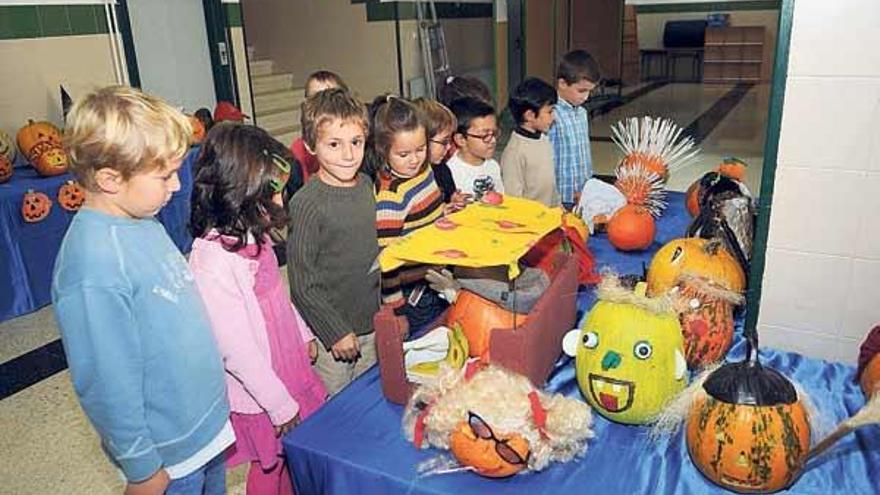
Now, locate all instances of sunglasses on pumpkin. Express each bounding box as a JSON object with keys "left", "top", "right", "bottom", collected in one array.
[{"left": 467, "top": 412, "right": 530, "bottom": 466}]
